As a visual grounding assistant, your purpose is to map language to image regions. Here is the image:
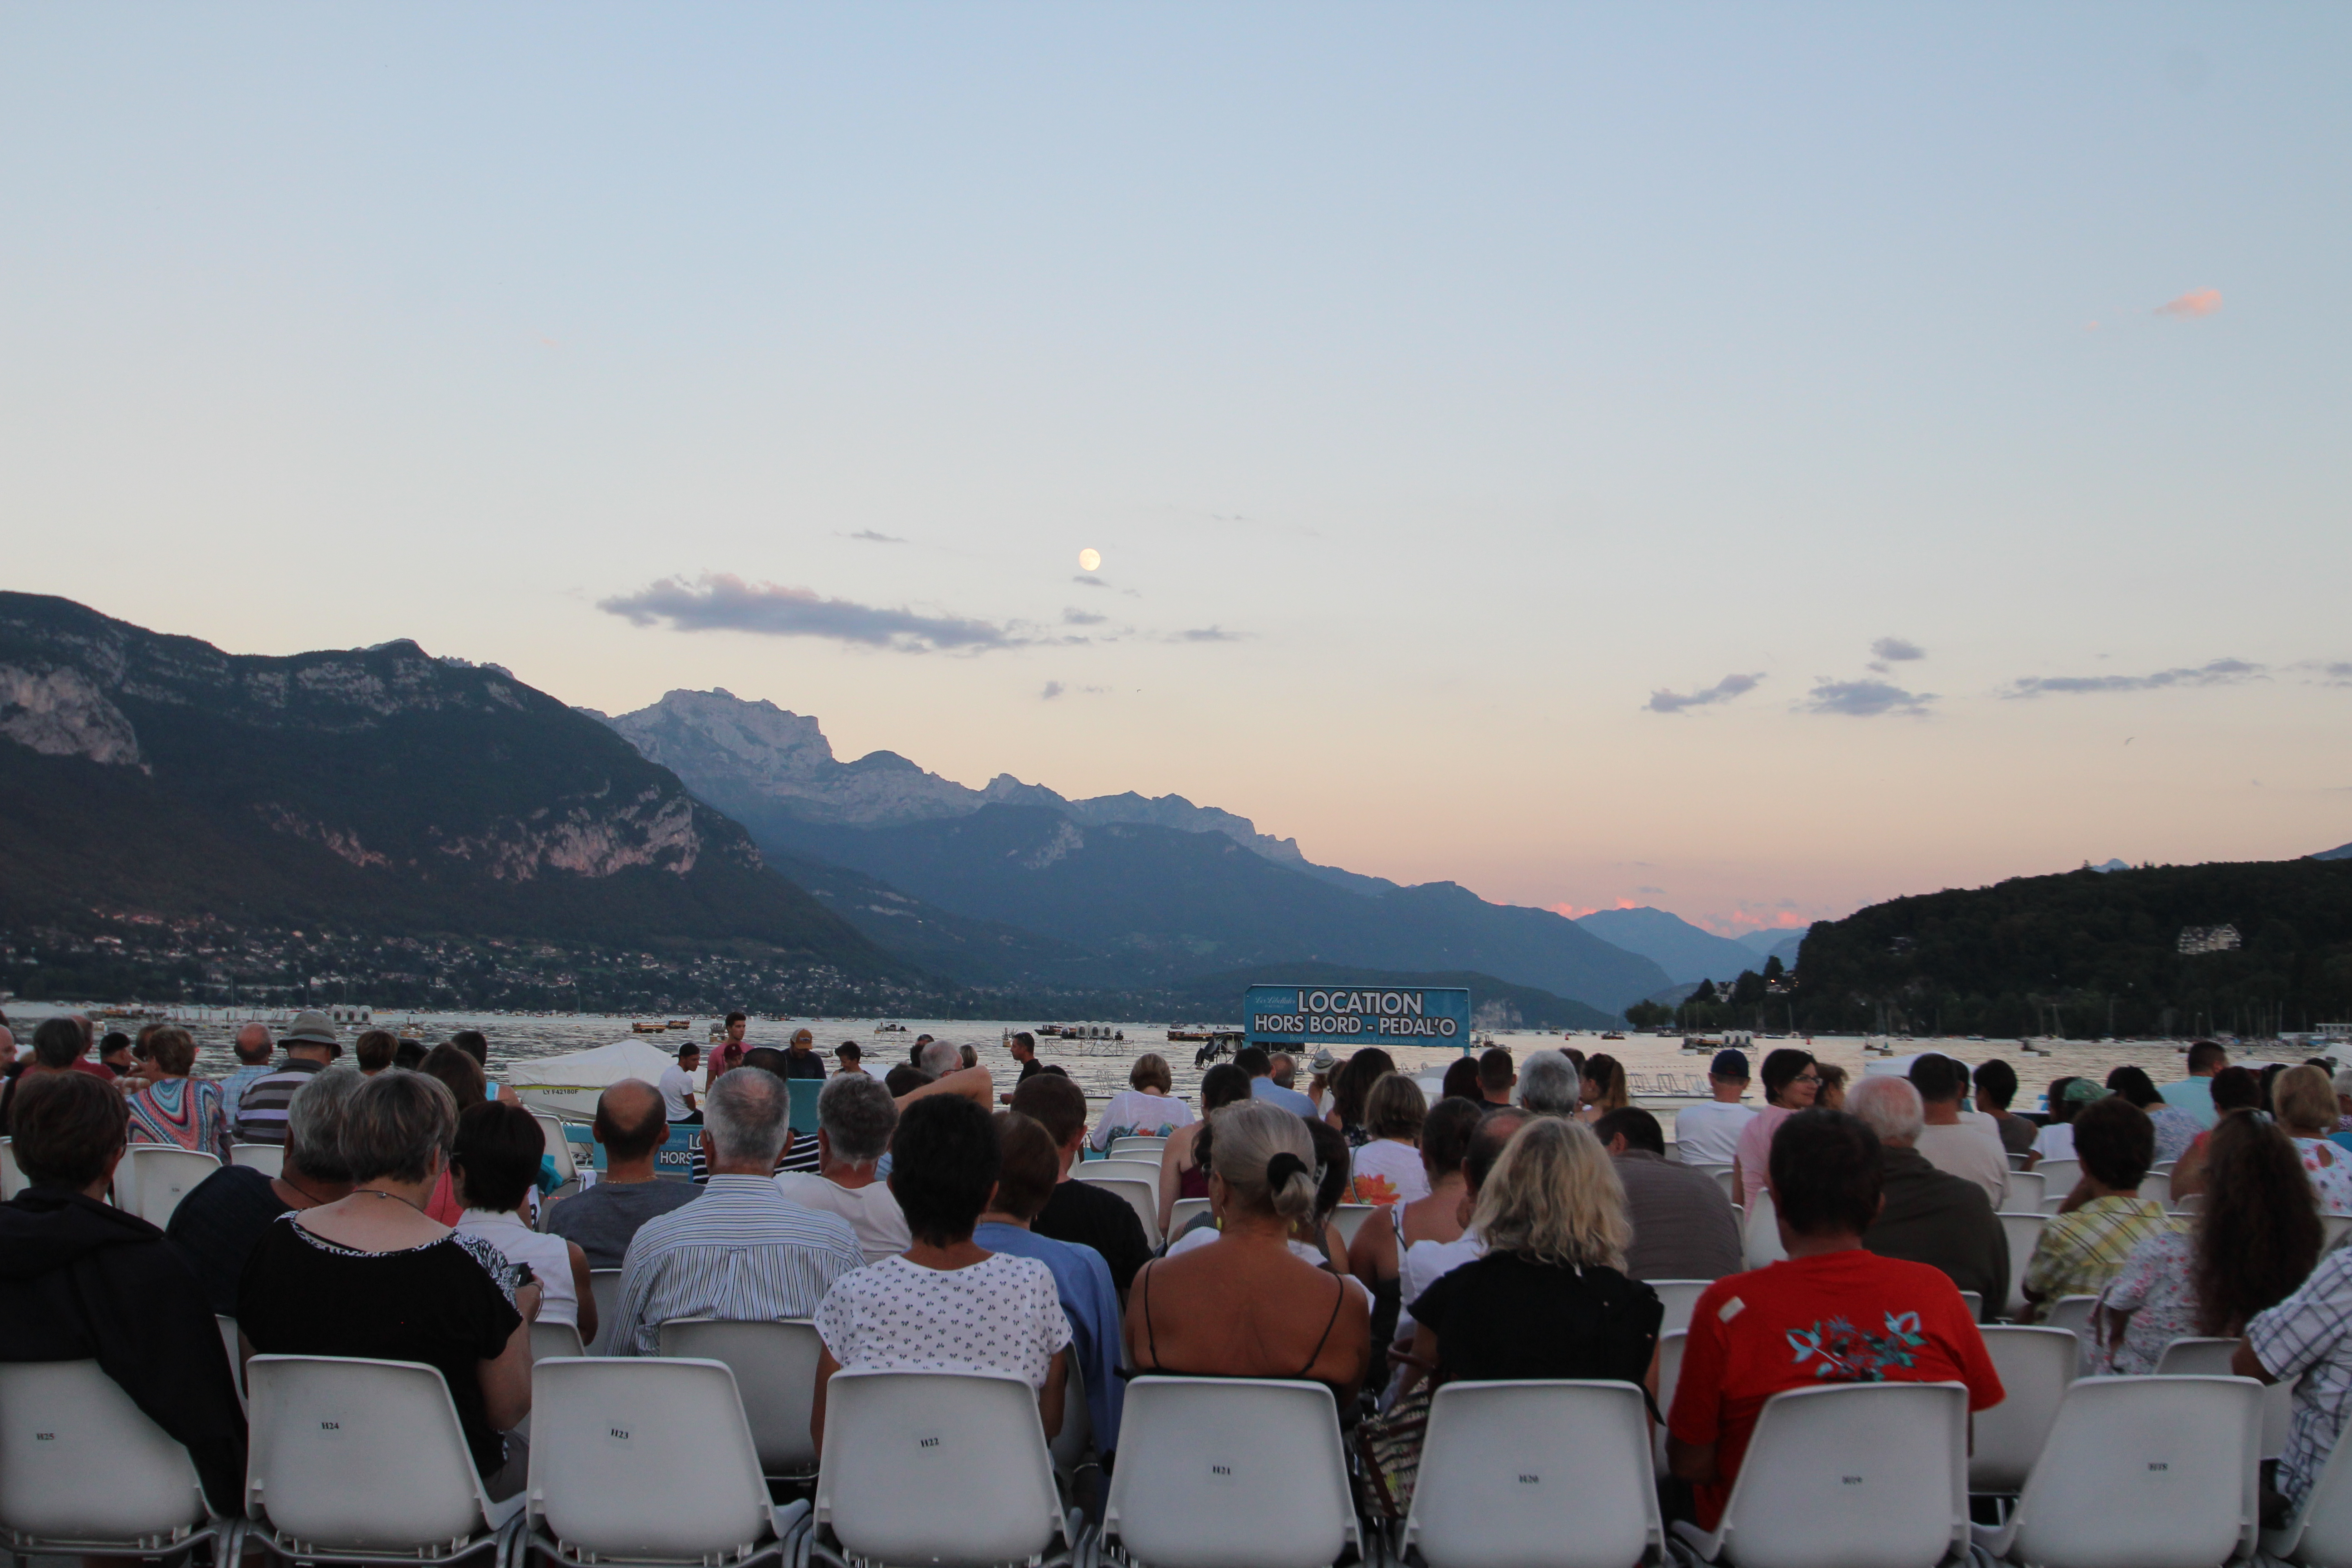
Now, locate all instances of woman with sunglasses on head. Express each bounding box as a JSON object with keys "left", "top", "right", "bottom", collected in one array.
[{"left": 1730, "top": 1048, "right": 1819, "bottom": 1210}]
